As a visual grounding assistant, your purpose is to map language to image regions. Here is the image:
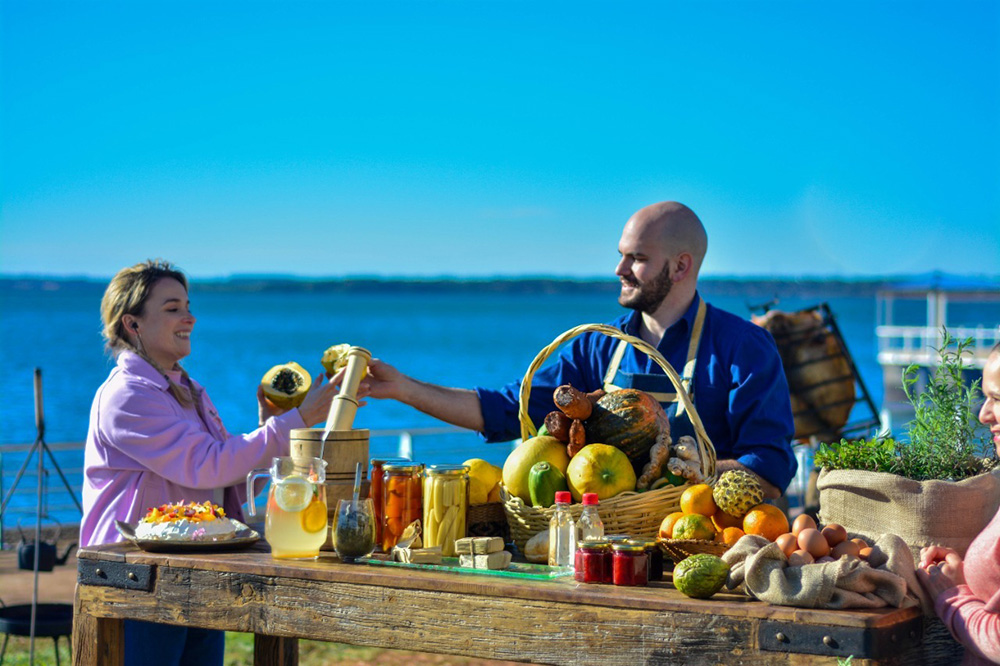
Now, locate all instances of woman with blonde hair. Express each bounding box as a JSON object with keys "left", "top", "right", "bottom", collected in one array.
[
  {"left": 917, "top": 342, "right": 1000, "bottom": 665},
  {"left": 81, "top": 259, "right": 351, "bottom": 665}
]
